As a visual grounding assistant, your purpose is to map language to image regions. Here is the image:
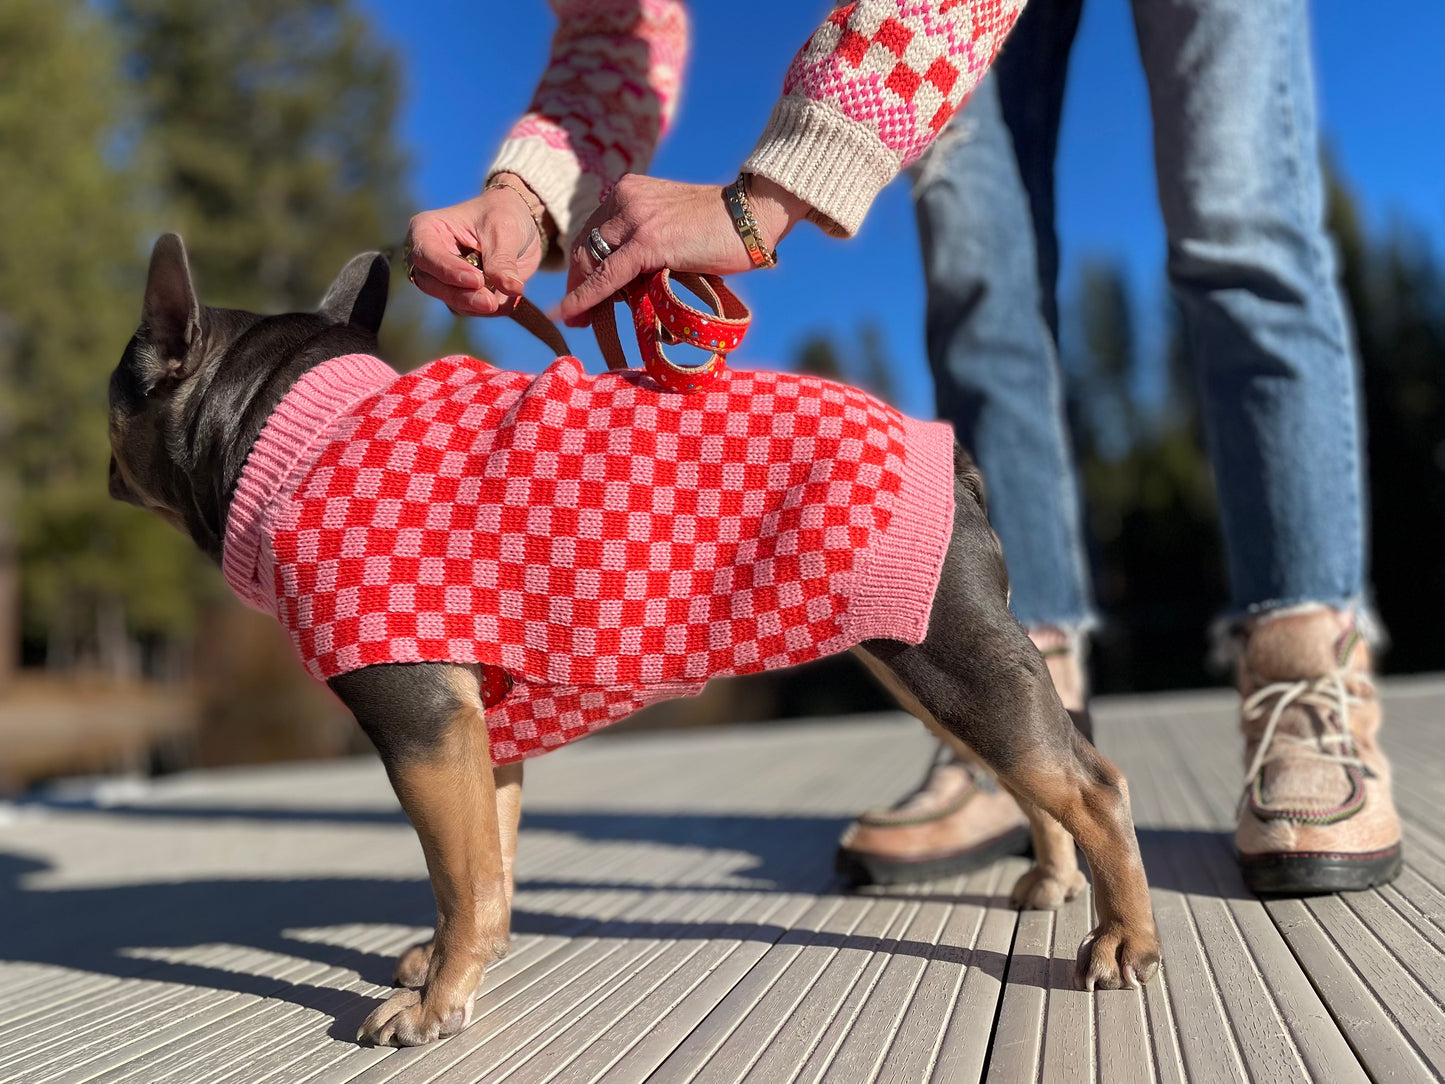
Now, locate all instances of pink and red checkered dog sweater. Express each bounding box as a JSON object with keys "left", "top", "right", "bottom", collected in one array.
[{"left": 222, "top": 353, "right": 956, "bottom": 763}]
